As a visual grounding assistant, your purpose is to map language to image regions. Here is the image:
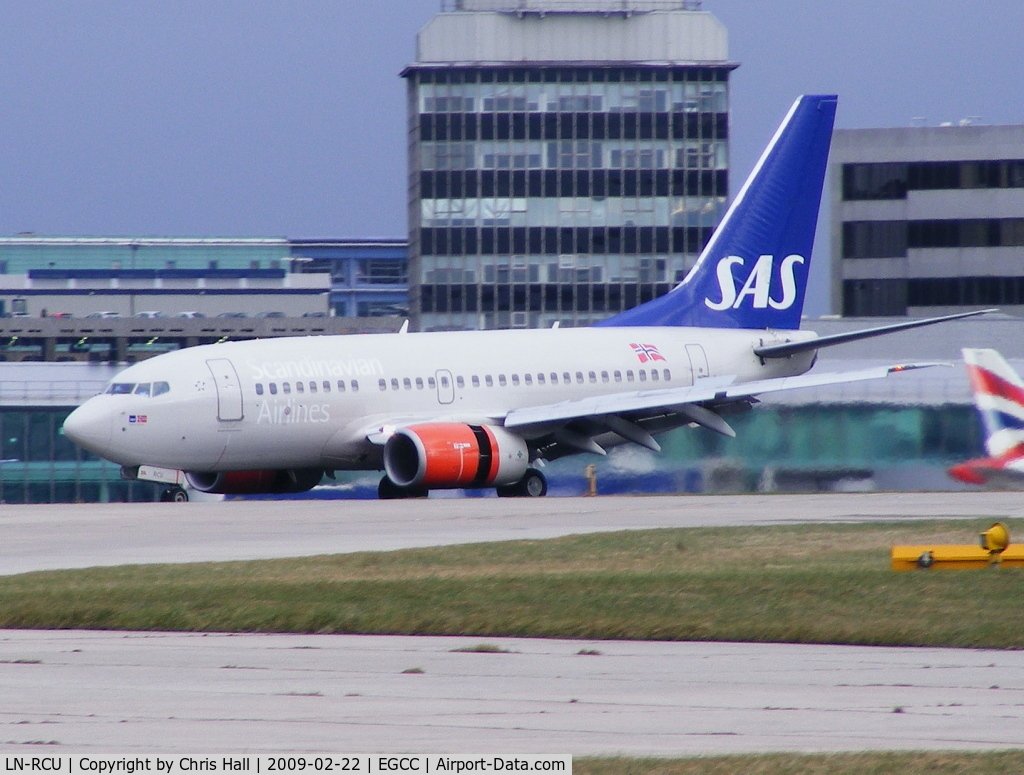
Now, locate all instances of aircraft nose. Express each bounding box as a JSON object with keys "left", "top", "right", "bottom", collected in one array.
[{"left": 63, "top": 399, "right": 113, "bottom": 455}]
